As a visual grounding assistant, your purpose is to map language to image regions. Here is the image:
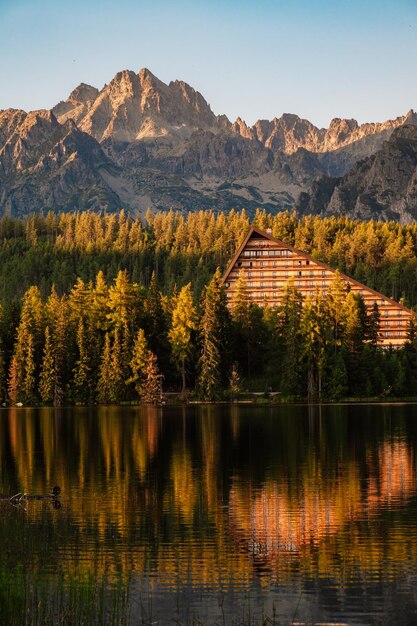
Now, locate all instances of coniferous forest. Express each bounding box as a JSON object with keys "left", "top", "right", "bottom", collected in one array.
[{"left": 1, "top": 208, "right": 417, "bottom": 405}]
